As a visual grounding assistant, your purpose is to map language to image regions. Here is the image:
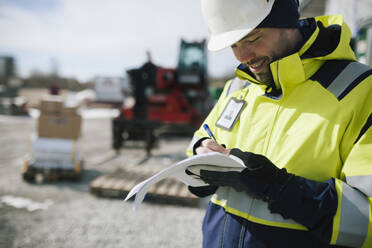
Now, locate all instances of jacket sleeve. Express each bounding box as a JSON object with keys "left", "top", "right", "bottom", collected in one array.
[
  {"left": 267, "top": 172, "right": 338, "bottom": 245},
  {"left": 330, "top": 76, "right": 372, "bottom": 247},
  {"left": 271, "top": 65, "right": 372, "bottom": 247},
  {"left": 332, "top": 119, "right": 372, "bottom": 248},
  {"left": 269, "top": 116, "right": 372, "bottom": 248}
]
